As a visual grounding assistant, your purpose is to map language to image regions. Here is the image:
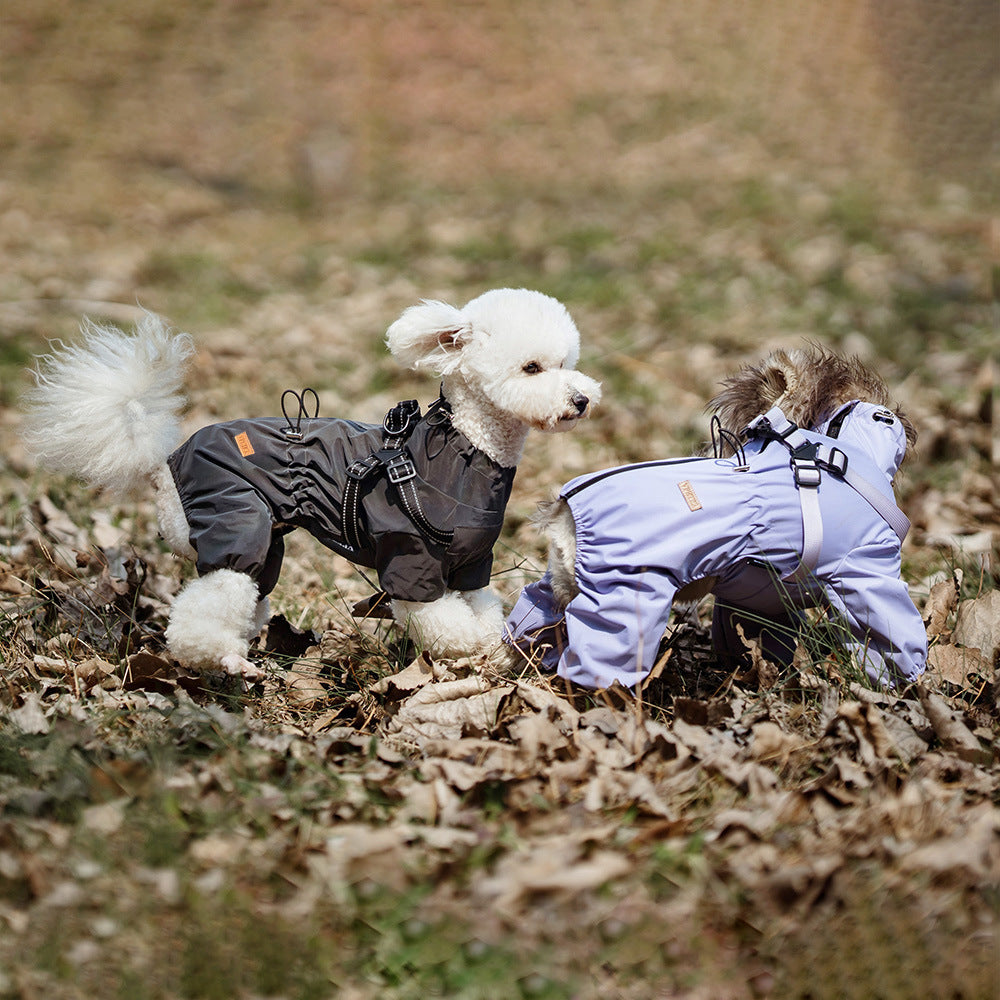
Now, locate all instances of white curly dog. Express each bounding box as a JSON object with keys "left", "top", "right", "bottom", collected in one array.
[{"left": 25, "top": 288, "right": 601, "bottom": 676}]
